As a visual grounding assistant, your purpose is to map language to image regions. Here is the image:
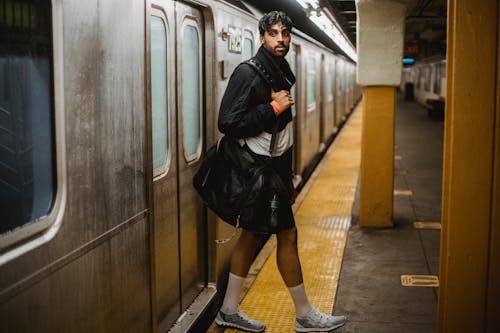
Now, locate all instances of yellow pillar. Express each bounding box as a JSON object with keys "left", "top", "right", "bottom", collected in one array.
[
  {"left": 355, "top": 0, "right": 405, "bottom": 227},
  {"left": 438, "top": 0, "right": 499, "bottom": 332},
  {"left": 359, "top": 87, "right": 394, "bottom": 227}
]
